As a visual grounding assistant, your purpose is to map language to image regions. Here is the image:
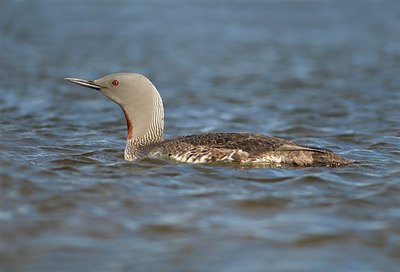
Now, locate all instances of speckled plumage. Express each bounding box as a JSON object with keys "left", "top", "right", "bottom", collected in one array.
[
  {"left": 148, "top": 132, "right": 351, "bottom": 166},
  {"left": 66, "top": 73, "right": 353, "bottom": 167}
]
